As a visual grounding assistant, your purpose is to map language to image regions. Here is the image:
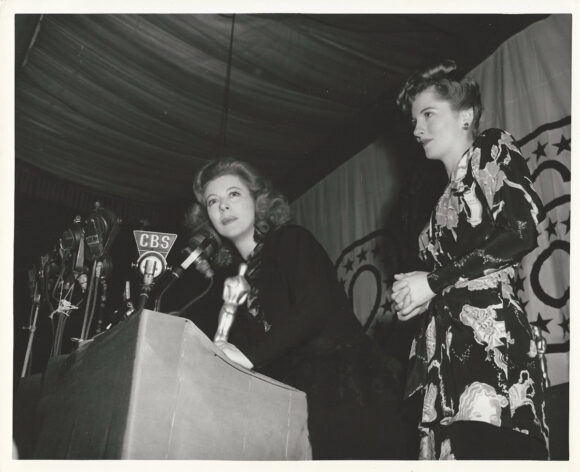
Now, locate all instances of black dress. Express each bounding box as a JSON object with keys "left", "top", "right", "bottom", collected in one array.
[
  {"left": 407, "top": 129, "right": 550, "bottom": 459},
  {"left": 229, "top": 224, "right": 411, "bottom": 459}
]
